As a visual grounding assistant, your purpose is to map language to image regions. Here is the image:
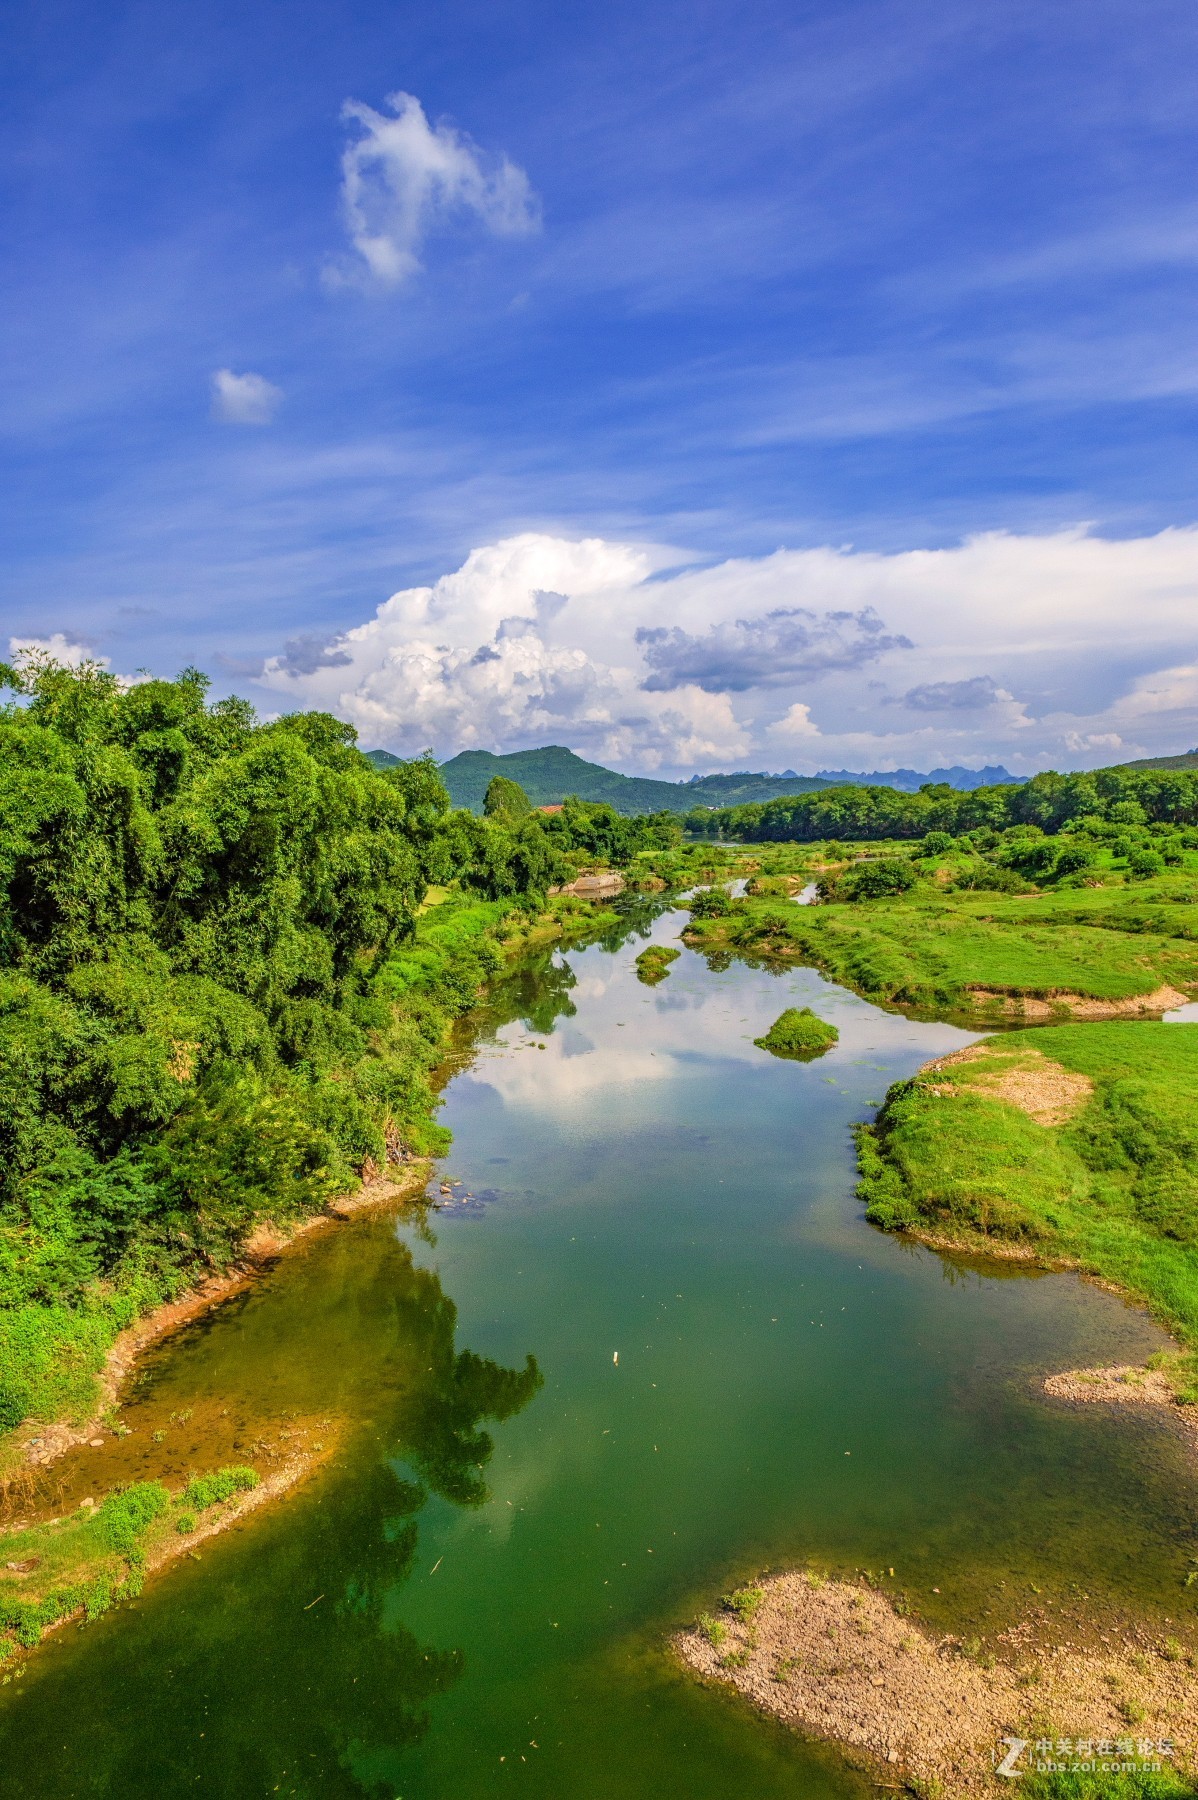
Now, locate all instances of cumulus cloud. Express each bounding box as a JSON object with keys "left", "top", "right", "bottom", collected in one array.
[
  {"left": 332, "top": 91, "right": 540, "bottom": 287},
  {"left": 9, "top": 633, "right": 106, "bottom": 668},
  {"left": 212, "top": 369, "right": 282, "bottom": 425},
  {"left": 636, "top": 606, "right": 912, "bottom": 692},
  {"left": 252, "top": 526, "right": 1198, "bottom": 777}
]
